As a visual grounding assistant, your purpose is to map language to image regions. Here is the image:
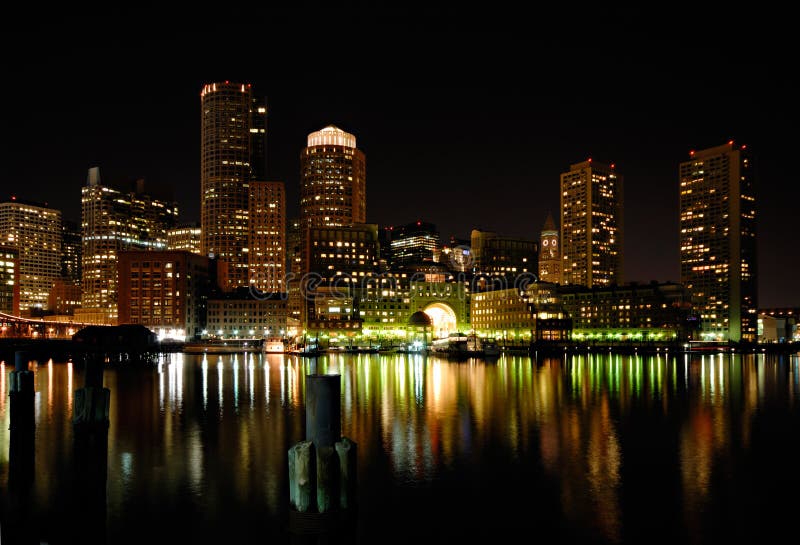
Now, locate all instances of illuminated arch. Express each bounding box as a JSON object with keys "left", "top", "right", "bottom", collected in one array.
[{"left": 423, "top": 303, "right": 458, "bottom": 339}]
